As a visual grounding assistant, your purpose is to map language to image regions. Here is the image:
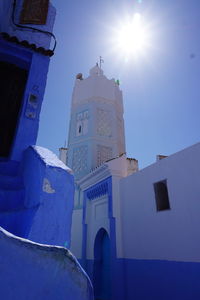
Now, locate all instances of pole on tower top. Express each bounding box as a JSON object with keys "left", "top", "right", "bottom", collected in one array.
[{"left": 99, "top": 56, "right": 104, "bottom": 69}]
